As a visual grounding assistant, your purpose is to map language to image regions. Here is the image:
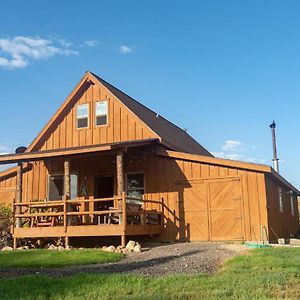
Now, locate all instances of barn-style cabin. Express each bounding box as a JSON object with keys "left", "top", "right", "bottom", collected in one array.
[{"left": 0, "top": 71, "right": 299, "bottom": 248}]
